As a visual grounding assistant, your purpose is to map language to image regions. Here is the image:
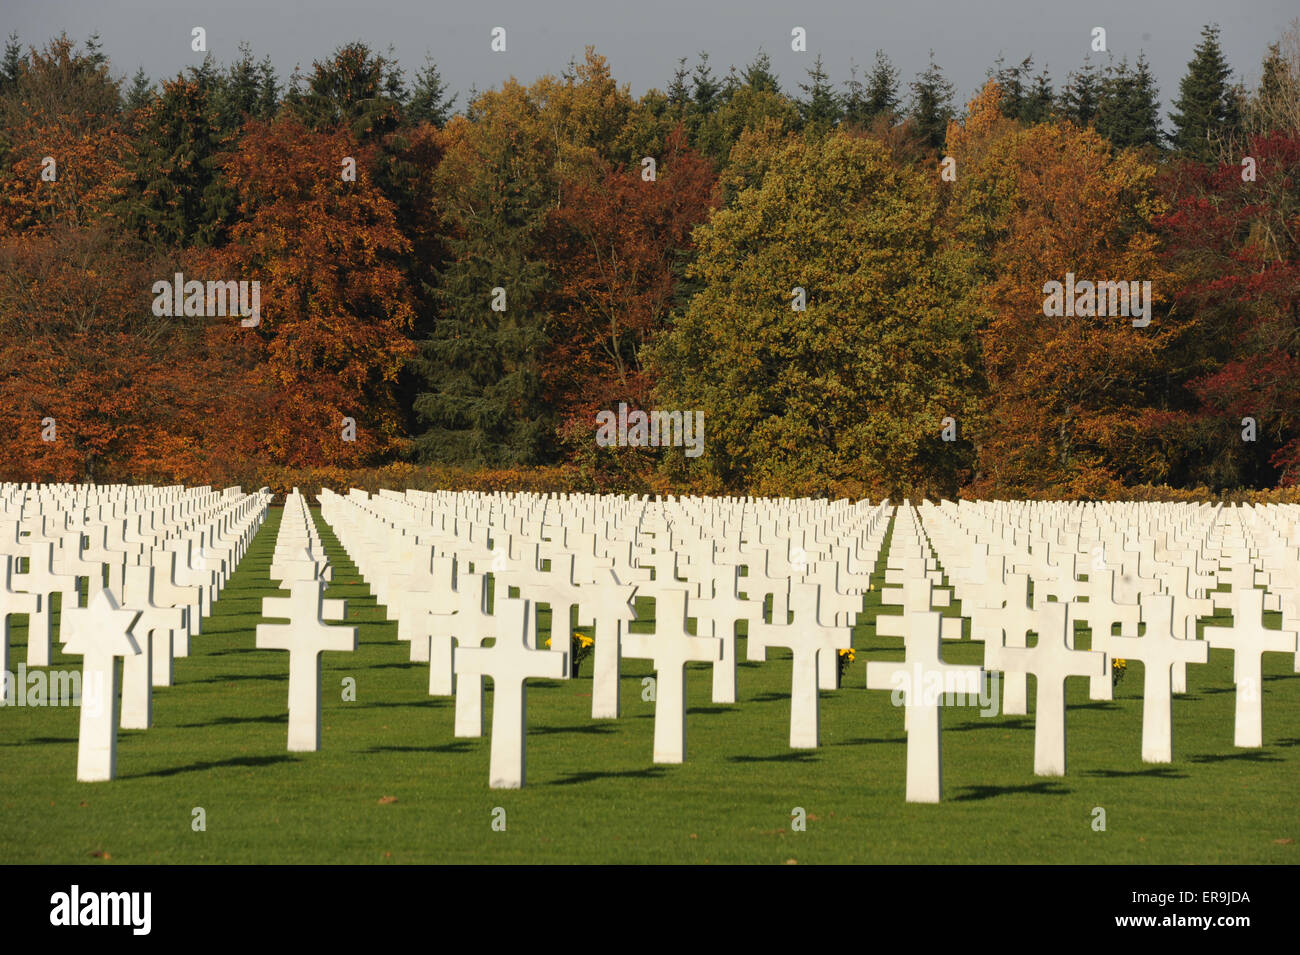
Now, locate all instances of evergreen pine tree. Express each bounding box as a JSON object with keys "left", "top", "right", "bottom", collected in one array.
[
  {"left": 1, "top": 32, "right": 24, "bottom": 92},
  {"left": 411, "top": 123, "right": 552, "bottom": 465},
  {"left": 1096, "top": 54, "right": 1162, "bottom": 149},
  {"left": 1024, "top": 66, "right": 1054, "bottom": 123},
  {"left": 798, "top": 54, "right": 841, "bottom": 135},
  {"left": 1170, "top": 23, "right": 1240, "bottom": 160},
  {"left": 119, "top": 65, "right": 234, "bottom": 247},
  {"left": 123, "top": 68, "right": 154, "bottom": 113},
  {"left": 908, "top": 51, "right": 956, "bottom": 152},
  {"left": 863, "top": 50, "right": 901, "bottom": 121},
  {"left": 691, "top": 52, "right": 721, "bottom": 116},
  {"left": 285, "top": 41, "right": 404, "bottom": 141},
  {"left": 408, "top": 54, "right": 456, "bottom": 126},
  {"left": 1058, "top": 56, "right": 1101, "bottom": 126},
  {"left": 742, "top": 49, "right": 780, "bottom": 94},
  {"left": 666, "top": 56, "right": 690, "bottom": 118}
]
